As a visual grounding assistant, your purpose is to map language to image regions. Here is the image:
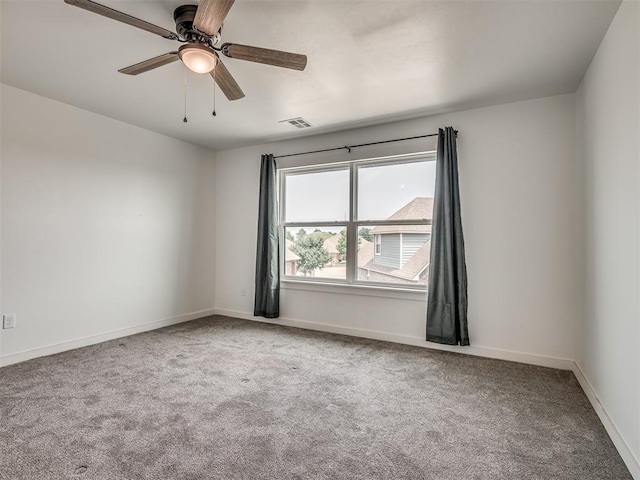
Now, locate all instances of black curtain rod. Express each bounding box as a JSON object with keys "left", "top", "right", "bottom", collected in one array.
[{"left": 273, "top": 130, "right": 457, "bottom": 159}]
